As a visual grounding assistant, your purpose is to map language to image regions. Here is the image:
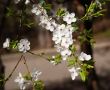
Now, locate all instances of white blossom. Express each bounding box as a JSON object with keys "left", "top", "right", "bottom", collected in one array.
[
  {"left": 3, "top": 38, "right": 10, "bottom": 48},
  {"left": 63, "top": 13, "right": 77, "bottom": 24},
  {"left": 14, "top": 0, "right": 30, "bottom": 4},
  {"left": 31, "top": 4, "right": 47, "bottom": 16},
  {"left": 39, "top": 15, "right": 49, "bottom": 25},
  {"left": 32, "top": 6, "right": 42, "bottom": 15},
  {"left": 15, "top": 73, "right": 27, "bottom": 90},
  {"left": 69, "top": 67, "right": 80, "bottom": 80},
  {"left": 39, "top": 16, "right": 57, "bottom": 32},
  {"left": 31, "top": 5, "right": 43, "bottom": 15},
  {"left": 79, "top": 52, "right": 91, "bottom": 61},
  {"left": 18, "top": 39, "right": 30, "bottom": 53},
  {"left": 31, "top": 70, "right": 42, "bottom": 81},
  {"left": 25, "top": 0, "right": 30, "bottom": 5},
  {"left": 61, "top": 49, "right": 71, "bottom": 60},
  {"left": 52, "top": 24, "right": 74, "bottom": 60}
]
